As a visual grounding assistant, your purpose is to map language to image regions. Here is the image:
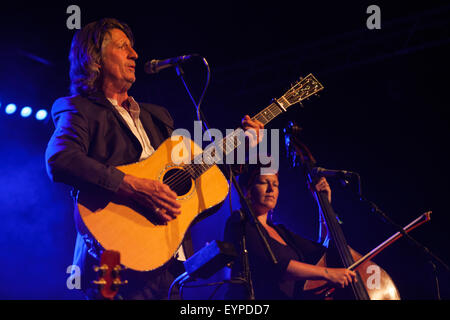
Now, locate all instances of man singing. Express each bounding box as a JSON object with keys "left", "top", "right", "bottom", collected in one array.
[{"left": 45, "top": 18, "right": 263, "bottom": 299}]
